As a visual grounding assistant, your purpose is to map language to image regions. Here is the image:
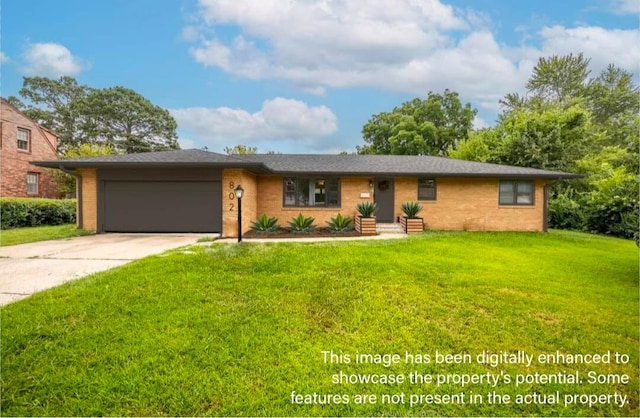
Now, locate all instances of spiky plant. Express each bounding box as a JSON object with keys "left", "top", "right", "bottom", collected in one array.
[
  {"left": 356, "top": 201, "right": 378, "bottom": 218},
  {"left": 326, "top": 213, "right": 353, "bottom": 232},
  {"left": 401, "top": 201, "right": 423, "bottom": 218},
  {"left": 288, "top": 213, "right": 316, "bottom": 233},
  {"left": 250, "top": 214, "right": 280, "bottom": 233}
]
